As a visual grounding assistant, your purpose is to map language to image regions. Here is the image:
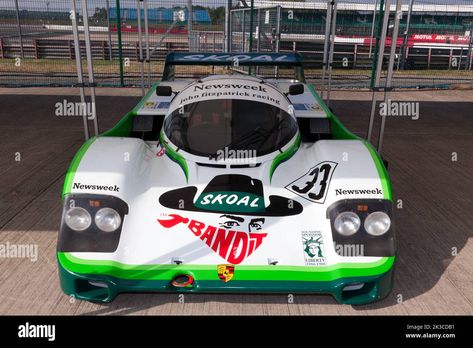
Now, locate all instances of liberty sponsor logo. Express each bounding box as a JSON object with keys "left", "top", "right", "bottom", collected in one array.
[
  {"left": 218, "top": 264, "right": 235, "bottom": 282},
  {"left": 302, "top": 231, "right": 326, "bottom": 266},
  {"left": 158, "top": 213, "right": 267, "bottom": 264},
  {"left": 286, "top": 161, "right": 337, "bottom": 204},
  {"left": 72, "top": 182, "right": 119, "bottom": 192},
  {"left": 335, "top": 188, "right": 382, "bottom": 196},
  {"left": 196, "top": 191, "right": 263, "bottom": 213},
  {"left": 18, "top": 322, "right": 55, "bottom": 341}
]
